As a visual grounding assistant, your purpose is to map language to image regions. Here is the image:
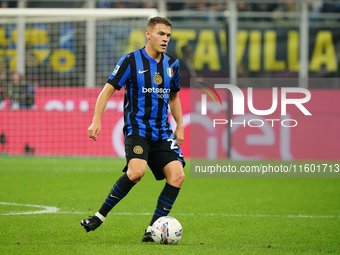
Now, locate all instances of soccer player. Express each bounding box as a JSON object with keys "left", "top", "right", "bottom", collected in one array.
[{"left": 81, "top": 17, "right": 185, "bottom": 242}]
